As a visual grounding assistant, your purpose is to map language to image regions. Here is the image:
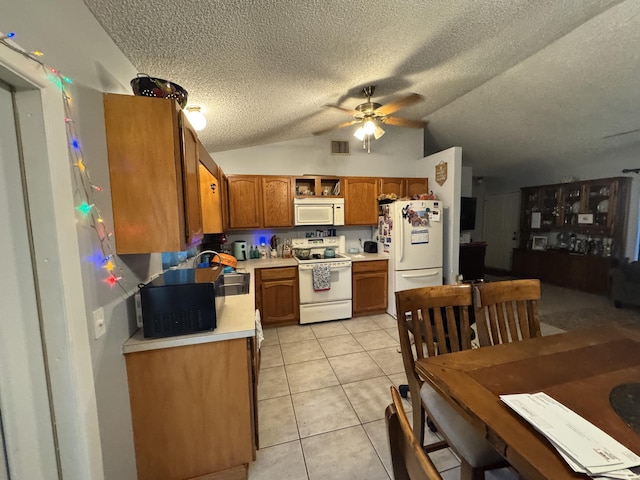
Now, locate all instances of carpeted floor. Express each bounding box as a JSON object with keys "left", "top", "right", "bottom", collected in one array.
[
  {"left": 539, "top": 306, "right": 640, "bottom": 331},
  {"left": 485, "top": 274, "right": 640, "bottom": 332}
]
